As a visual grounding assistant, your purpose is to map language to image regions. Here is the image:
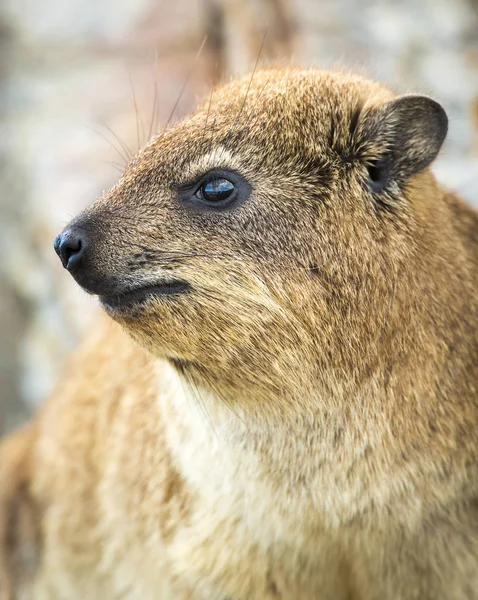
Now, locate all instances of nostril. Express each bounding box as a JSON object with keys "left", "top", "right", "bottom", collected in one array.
[{"left": 54, "top": 229, "right": 87, "bottom": 272}]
